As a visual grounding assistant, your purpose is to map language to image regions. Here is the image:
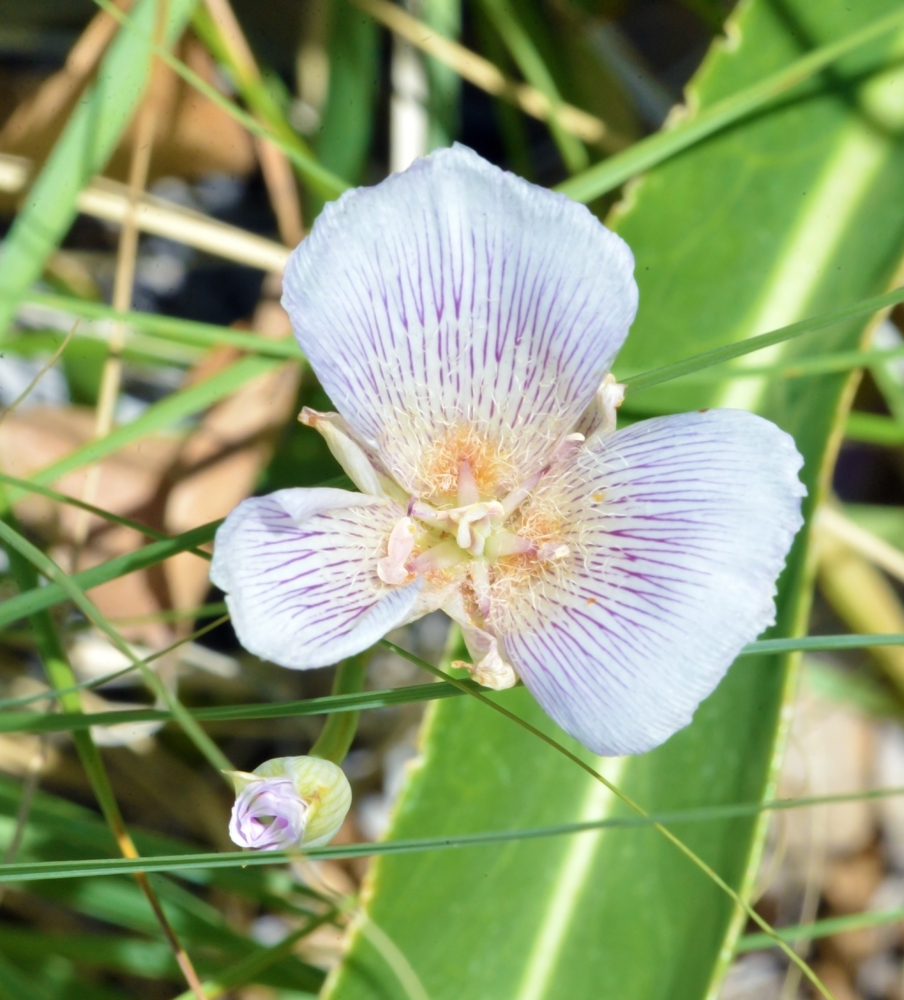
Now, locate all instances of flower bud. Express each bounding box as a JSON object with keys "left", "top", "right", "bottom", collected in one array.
[{"left": 226, "top": 755, "right": 352, "bottom": 851}]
